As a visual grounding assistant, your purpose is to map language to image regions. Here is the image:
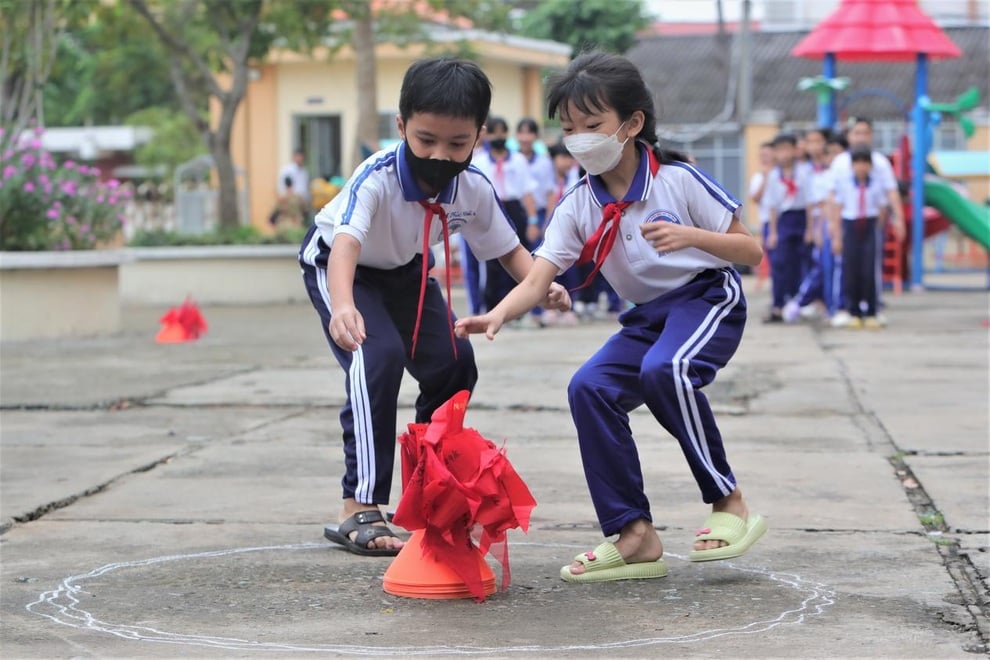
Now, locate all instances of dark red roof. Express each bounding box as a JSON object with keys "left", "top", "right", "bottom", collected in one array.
[{"left": 792, "top": 0, "right": 962, "bottom": 62}]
